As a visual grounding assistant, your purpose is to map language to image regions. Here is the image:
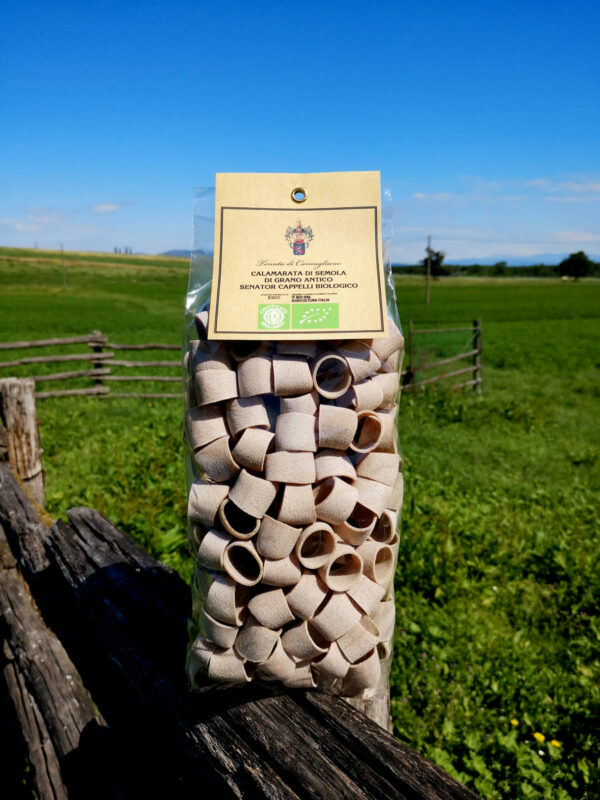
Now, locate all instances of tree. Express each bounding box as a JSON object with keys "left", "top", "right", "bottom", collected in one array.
[
  {"left": 490, "top": 261, "right": 508, "bottom": 276},
  {"left": 558, "top": 251, "right": 594, "bottom": 280},
  {"left": 420, "top": 248, "right": 449, "bottom": 279}
]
